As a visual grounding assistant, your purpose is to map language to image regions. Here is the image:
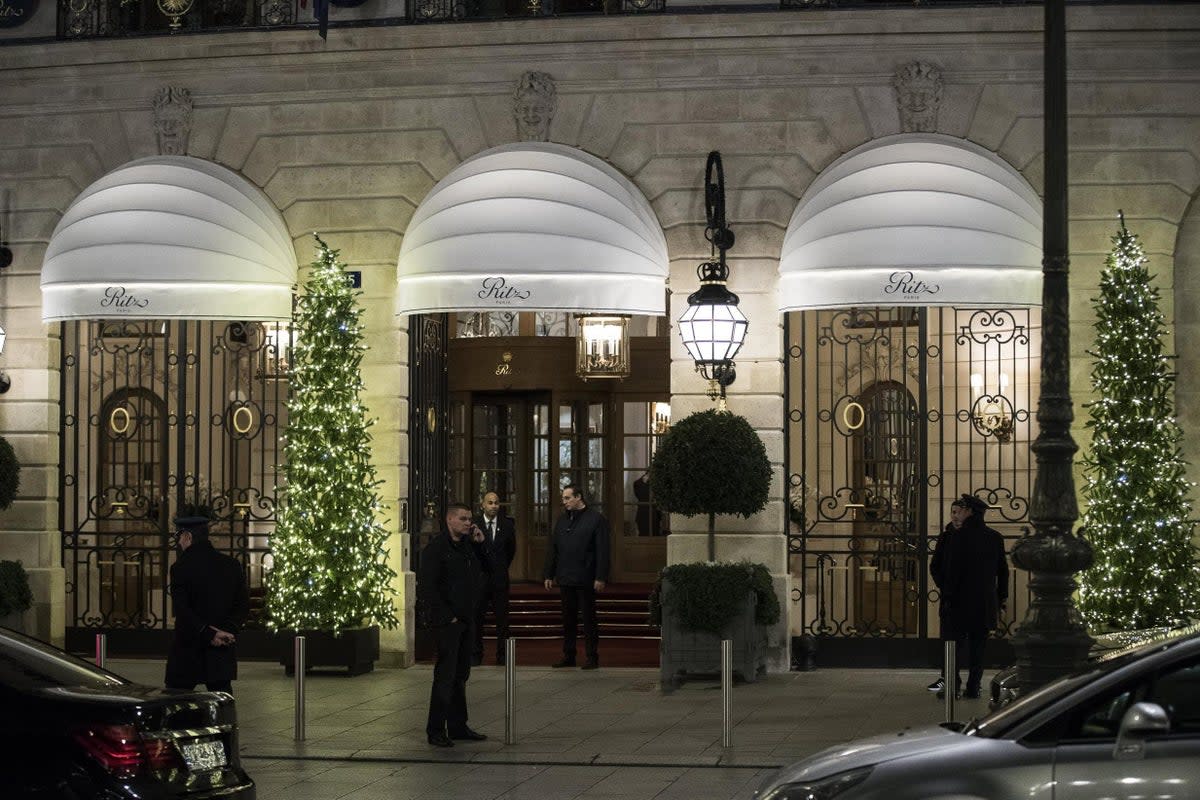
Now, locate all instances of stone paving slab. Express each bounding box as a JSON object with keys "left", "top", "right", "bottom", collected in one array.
[{"left": 106, "top": 657, "right": 995, "bottom": 799}]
